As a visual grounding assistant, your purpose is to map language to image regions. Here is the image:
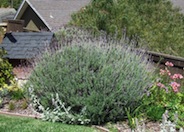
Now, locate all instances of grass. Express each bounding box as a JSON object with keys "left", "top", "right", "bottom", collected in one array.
[{"left": 0, "top": 114, "right": 96, "bottom": 132}]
